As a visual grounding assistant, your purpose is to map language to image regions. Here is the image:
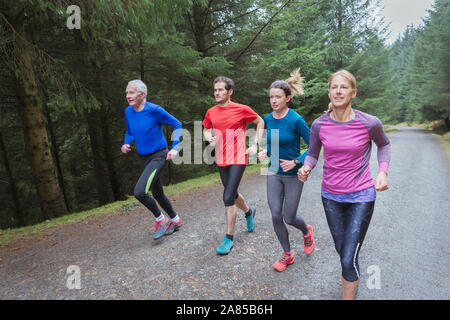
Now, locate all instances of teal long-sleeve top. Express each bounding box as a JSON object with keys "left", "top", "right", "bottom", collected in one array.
[{"left": 264, "top": 108, "right": 310, "bottom": 176}]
